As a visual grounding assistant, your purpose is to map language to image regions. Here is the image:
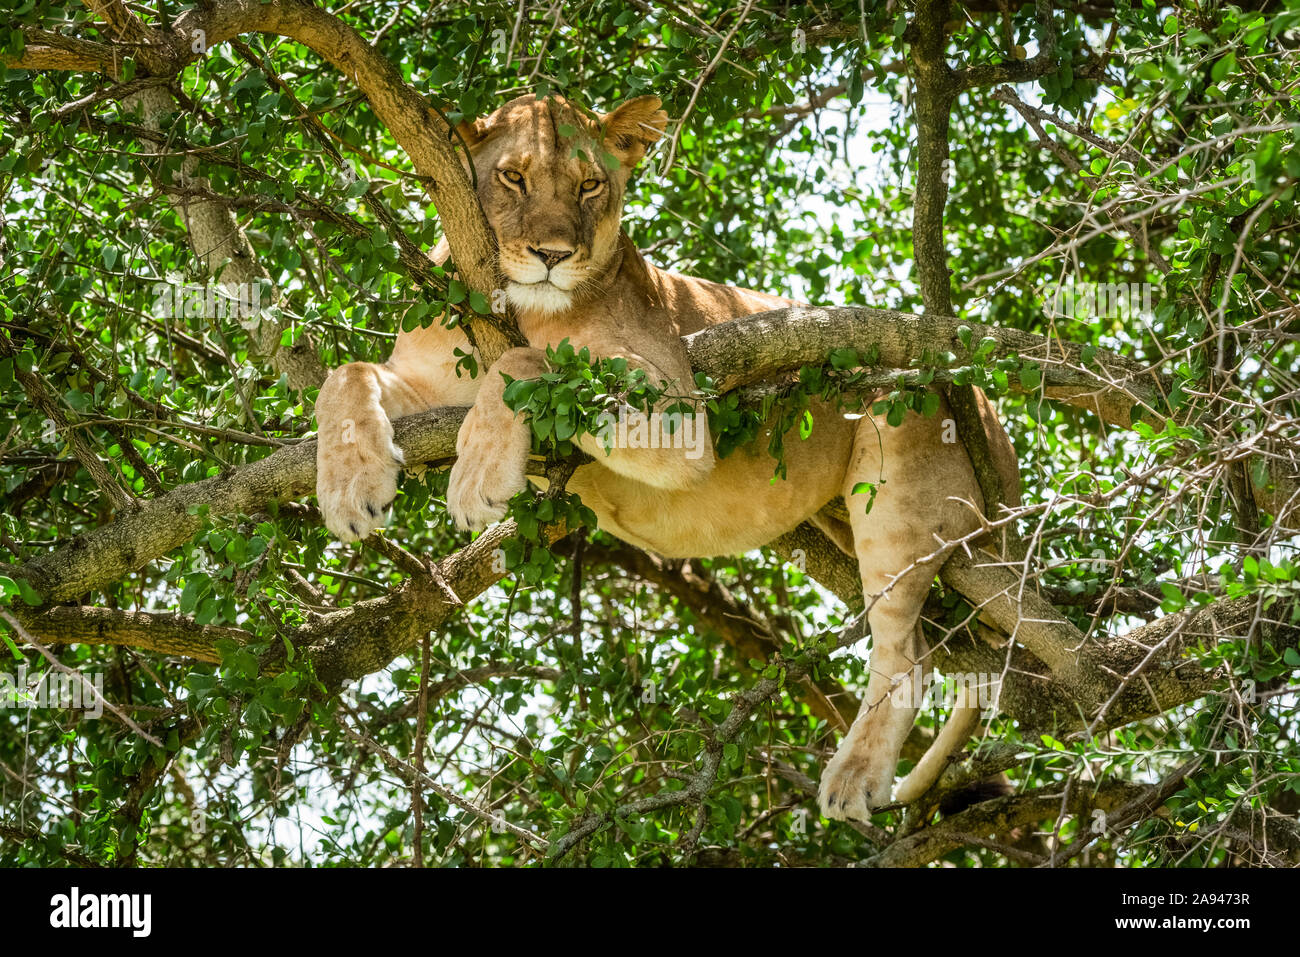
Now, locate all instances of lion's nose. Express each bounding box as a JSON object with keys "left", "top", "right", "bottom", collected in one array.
[{"left": 529, "top": 246, "right": 575, "bottom": 269}]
